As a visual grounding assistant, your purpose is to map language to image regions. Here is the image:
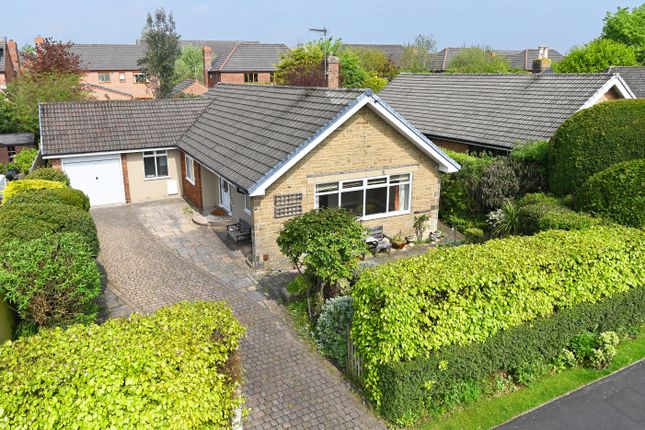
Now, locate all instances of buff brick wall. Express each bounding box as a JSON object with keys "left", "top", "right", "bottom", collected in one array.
[{"left": 251, "top": 106, "right": 442, "bottom": 269}]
